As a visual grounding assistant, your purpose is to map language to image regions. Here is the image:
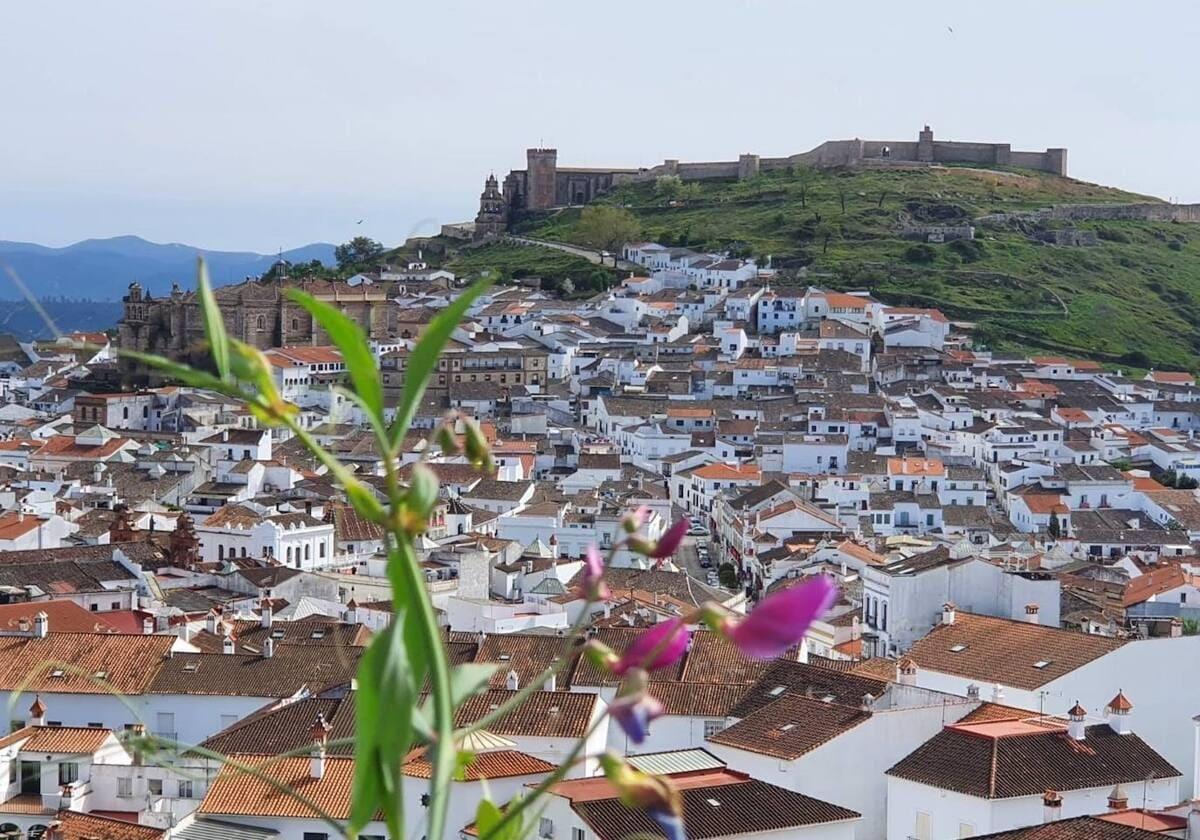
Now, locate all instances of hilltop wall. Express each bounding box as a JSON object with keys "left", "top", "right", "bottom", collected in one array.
[{"left": 978, "top": 203, "right": 1200, "bottom": 225}]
